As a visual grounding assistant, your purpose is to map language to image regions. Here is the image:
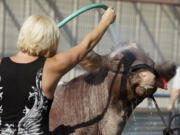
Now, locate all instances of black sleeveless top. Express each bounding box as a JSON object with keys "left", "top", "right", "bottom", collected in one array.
[{"left": 0, "top": 57, "right": 53, "bottom": 135}]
